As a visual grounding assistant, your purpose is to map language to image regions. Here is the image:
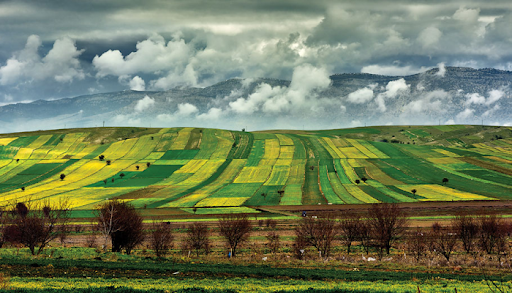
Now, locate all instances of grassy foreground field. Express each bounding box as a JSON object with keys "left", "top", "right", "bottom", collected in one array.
[
  {"left": 0, "top": 247, "right": 510, "bottom": 293},
  {"left": 1, "top": 125, "right": 512, "bottom": 221}
]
